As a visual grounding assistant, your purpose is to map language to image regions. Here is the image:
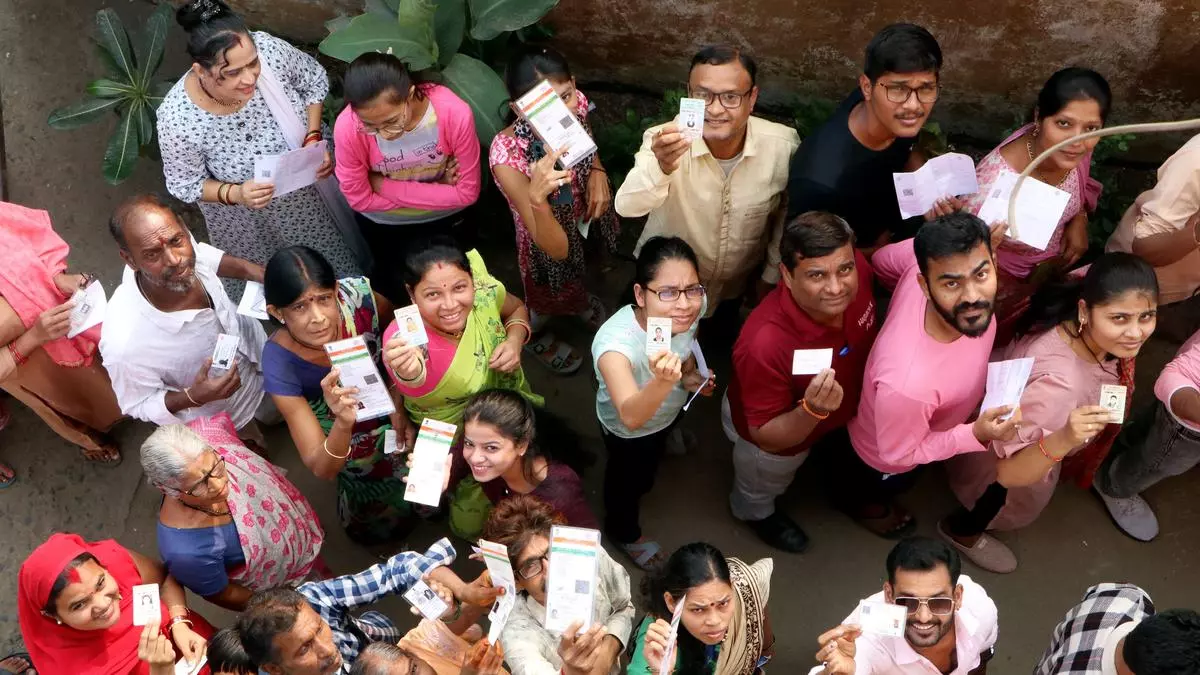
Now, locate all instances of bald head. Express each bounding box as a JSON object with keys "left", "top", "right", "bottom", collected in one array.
[{"left": 109, "top": 193, "right": 181, "bottom": 251}]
